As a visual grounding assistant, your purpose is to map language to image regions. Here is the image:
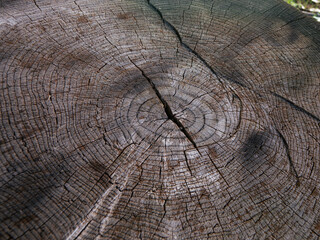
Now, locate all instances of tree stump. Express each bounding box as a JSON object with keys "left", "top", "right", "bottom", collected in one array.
[{"left": 1, "top": 0, "right": 320, "bottom": 239}]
